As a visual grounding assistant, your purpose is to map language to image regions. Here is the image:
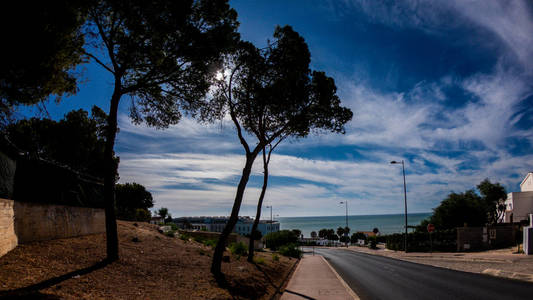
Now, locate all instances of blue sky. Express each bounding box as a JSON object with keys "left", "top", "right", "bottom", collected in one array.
[{"left": 18, "top": 0, "right": 533, "bottom": 217}]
